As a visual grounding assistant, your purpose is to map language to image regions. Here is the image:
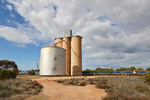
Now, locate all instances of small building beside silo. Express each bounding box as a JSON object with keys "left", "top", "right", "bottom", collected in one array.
[{"left": 40, "top": 46, "right": 66, "bottom": 76}]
